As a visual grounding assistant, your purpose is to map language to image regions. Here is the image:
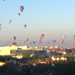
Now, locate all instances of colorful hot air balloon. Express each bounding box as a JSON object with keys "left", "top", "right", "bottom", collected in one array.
[
  {"left": 0, "top": 24, "right": 2, "bottom": 30},
  {"left": 13, "top": 36, "right": 16, "bottom": 40},
  {"left": 63, "top": 35, "right": 66, "bottom": 39},
  {"left": 53, "top": 40, "right": 56, "bottom": 43},
  {"left": 73, "top": 35, "right": 75, "bottom": 39},
  {"left": 18, "top": 41, "right": 20, "bottom": 43},
  {"left": 60, "top": 39, "right": 64, "bottom": 44},
  {"left": 4, "top": 41, "right": 6, "bottom": 42},
  {"left": 18, "top": 13, "right": 20, "bottom": 16},
  {"left": 51, "top": 40, "right": 53, "bottom": 44},
  {"left": 33, "top": 41, "right": 35, "bottom": 44},
  {"left": 24, "top": 24, "right": 27, "bottom": 28},
  {"left": 47, "top": 42, "right": 49, "bottom": 44},
  {"left": 26, "top": 38, "right": 29, "bottom": 41},
  {"left": 71, "top": 44, "right": 74, "bottom": 47},
  {"left": 23, "top": 41, "right": 25, "bottom": 43},
  {"left": 41, "top": 34, "right": 44, "bottom": 37},
  {"left": 20, "top": 6, "right": 24, "bottom": 12},
  {"left": 38, "top": 40, "right": 41, "bottom": 43},
  {"left": 8, "top": 19, "right": 11, "bottom": 23},
  {"left": 29, "top": 42, "right": 31, "bottom": 45},
  {"left": 7, "top": 42, "right": 9, "bottom": 44},
  {"left": 9, "top": 38, "right": 11, "bottom": 41}
]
